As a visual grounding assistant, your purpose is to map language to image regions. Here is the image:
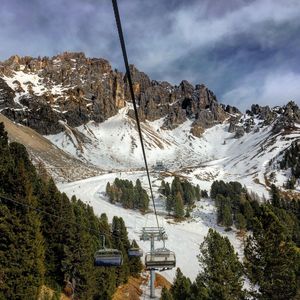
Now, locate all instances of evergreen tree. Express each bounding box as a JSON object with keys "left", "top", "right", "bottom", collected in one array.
[
  {"left": 165, "top": 182, "right": 171, "bottom": 197},
  {"left": 223, "top": 202, "right": 233, "bottom": 230},
  {"left": 236, "top": 213, "right": 247, "bottom": 231},
  {"left": 196, "top": 229, "right": 245, "bottom": 300},
  {"left": 174, "top": 192, "right": 184, "bottom": 219},
  {"left": 201, "top": 190, "right": 208, "bottom": 198},
  {"left": 0, "top": 134, "right": 45, "bottom": 299},
  {"left": 161, "top": 286, "right": 174, "bottom": 300},
  {"left": 195, "top": 184, "right": 201, "bottom": 201},
  {"left": 160, "top": 180, "right": 166, "bottom": 195},
  {"left": 270, "top": 184, "right": 281, "bottom": 208},
  {"left": 244, "top": 205, "right": 299, "bottom": 299},
  {"left": 166, "top": 195, "right": 174, "bottom": 215},
  {"left": 170, "top": 268, "right": 192, "bottom": 300},
  {"left": 112, "top": 217, "right": 130, "bottom": 286}
]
